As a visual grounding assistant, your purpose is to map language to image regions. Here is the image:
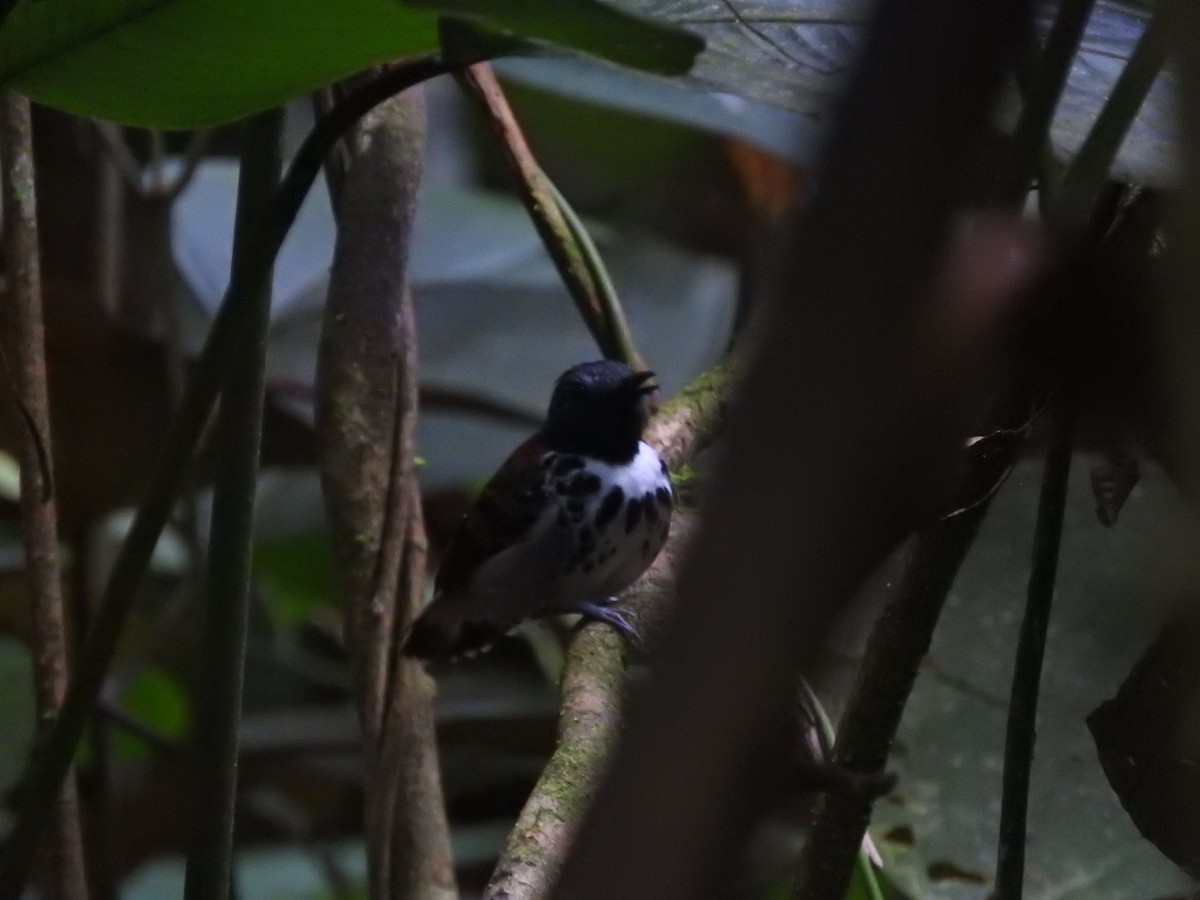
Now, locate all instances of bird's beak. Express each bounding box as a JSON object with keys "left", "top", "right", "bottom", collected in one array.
[{"left": 627, "top": 369, "right": 658, "bottom": 395}]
